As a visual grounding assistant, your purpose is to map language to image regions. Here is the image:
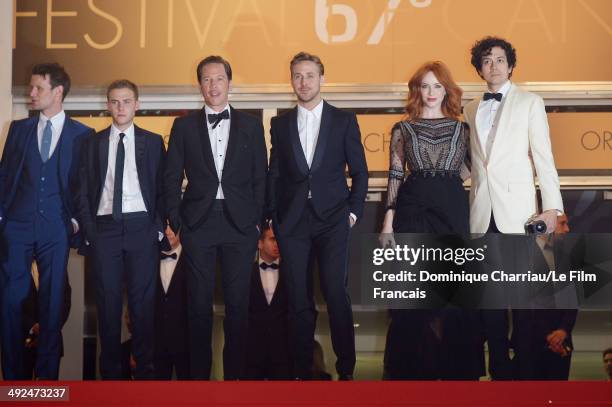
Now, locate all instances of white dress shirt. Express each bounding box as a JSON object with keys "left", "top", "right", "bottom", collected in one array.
[
  {"left": 476, "top": 80, "right": 511, "bottom": 151},
  {"left": 297, "top": 101, "right": 324, "bottom": 168},
  {"left": 97, "top": 124, "right": 147, "bottom": 215},
  {"left": 259, "top": 256, "right": 280, "bottom": 305},
  {"left": 205, "top": 104, "right": 231, "bottom": 199},
  {"left": 38, "top": 111, "right": 66, "bottom": 158},
  {"left": 160, "top": 245, "right": 182, "bottom": 294}
]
